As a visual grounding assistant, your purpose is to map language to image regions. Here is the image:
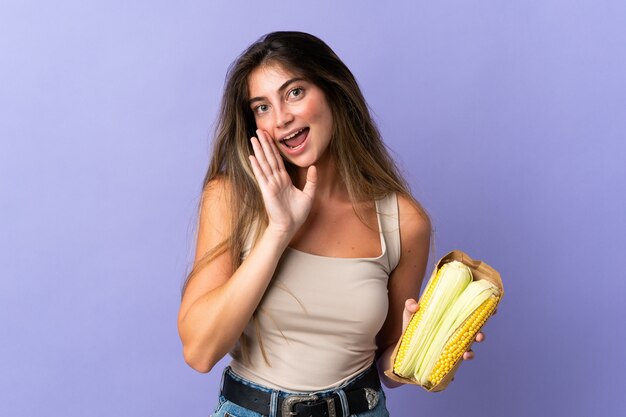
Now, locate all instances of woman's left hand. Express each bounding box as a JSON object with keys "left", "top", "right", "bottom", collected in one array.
[{"left": 402, "top": 299, "right": 485, "bottom": 361}]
